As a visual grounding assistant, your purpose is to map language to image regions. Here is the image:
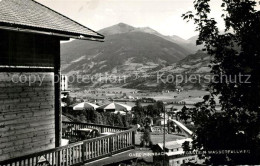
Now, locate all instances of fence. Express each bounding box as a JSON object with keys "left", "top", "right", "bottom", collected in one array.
[{"left": 0, "top": 122, "right": 136, "bottom": 166}]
